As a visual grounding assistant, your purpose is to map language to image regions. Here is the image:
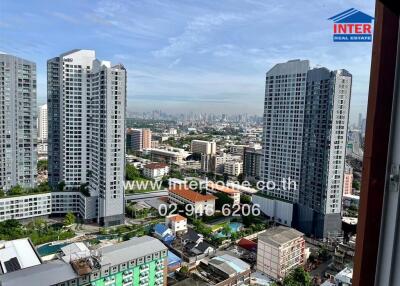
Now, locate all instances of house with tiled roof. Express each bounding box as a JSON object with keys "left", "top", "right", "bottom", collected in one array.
[
  {"left": 168, "top": 187, "right": 216, "bottom": 216},
  {"left": 165, "top": 214, "right": 187, "bottom": 234}
]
